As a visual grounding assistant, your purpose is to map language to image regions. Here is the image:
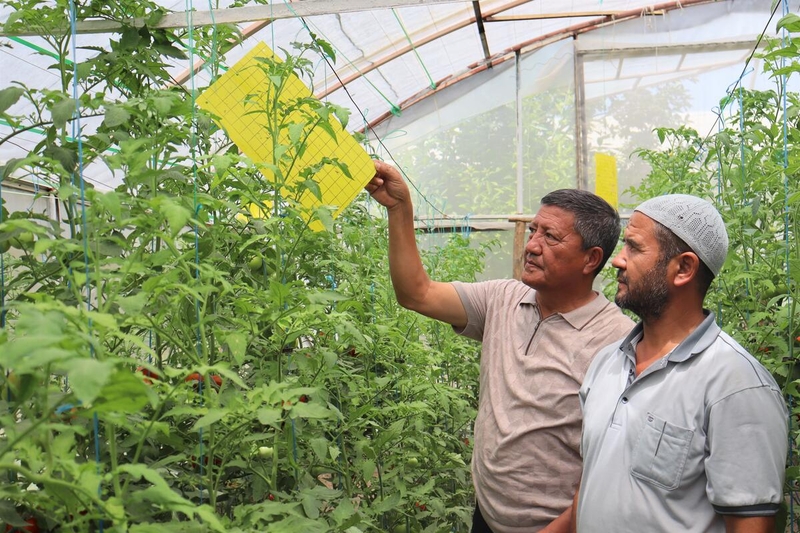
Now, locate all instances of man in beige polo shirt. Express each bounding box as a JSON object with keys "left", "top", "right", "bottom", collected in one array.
[{"left": 366, "top": 161, "right": 633, "bottom": 533}]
